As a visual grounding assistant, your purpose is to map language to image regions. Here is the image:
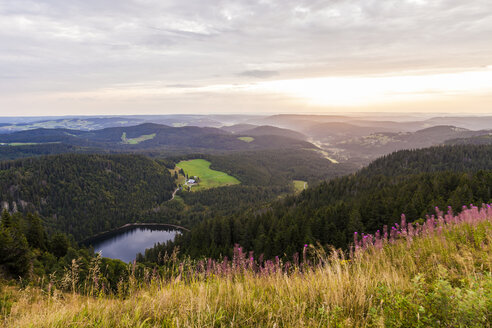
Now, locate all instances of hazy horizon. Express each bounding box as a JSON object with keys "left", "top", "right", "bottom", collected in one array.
[
  {"left": 1, "top": 0, "right": 491, "bottom": 116},
  {"left": 2, "top": 112, "right": 492, "bottom": 119}
]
